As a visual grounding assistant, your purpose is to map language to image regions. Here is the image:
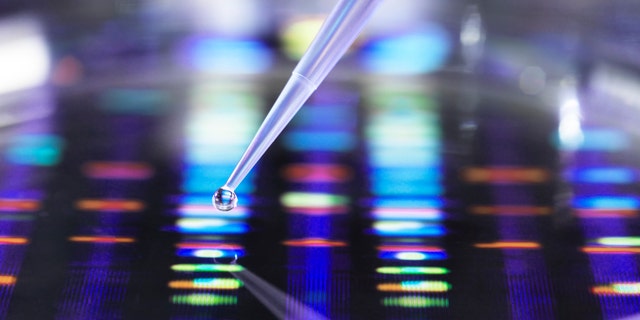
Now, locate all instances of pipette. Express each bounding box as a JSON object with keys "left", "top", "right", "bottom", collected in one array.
[{"left": 214, "top": 0, "right": 382, "bottom": 211}]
